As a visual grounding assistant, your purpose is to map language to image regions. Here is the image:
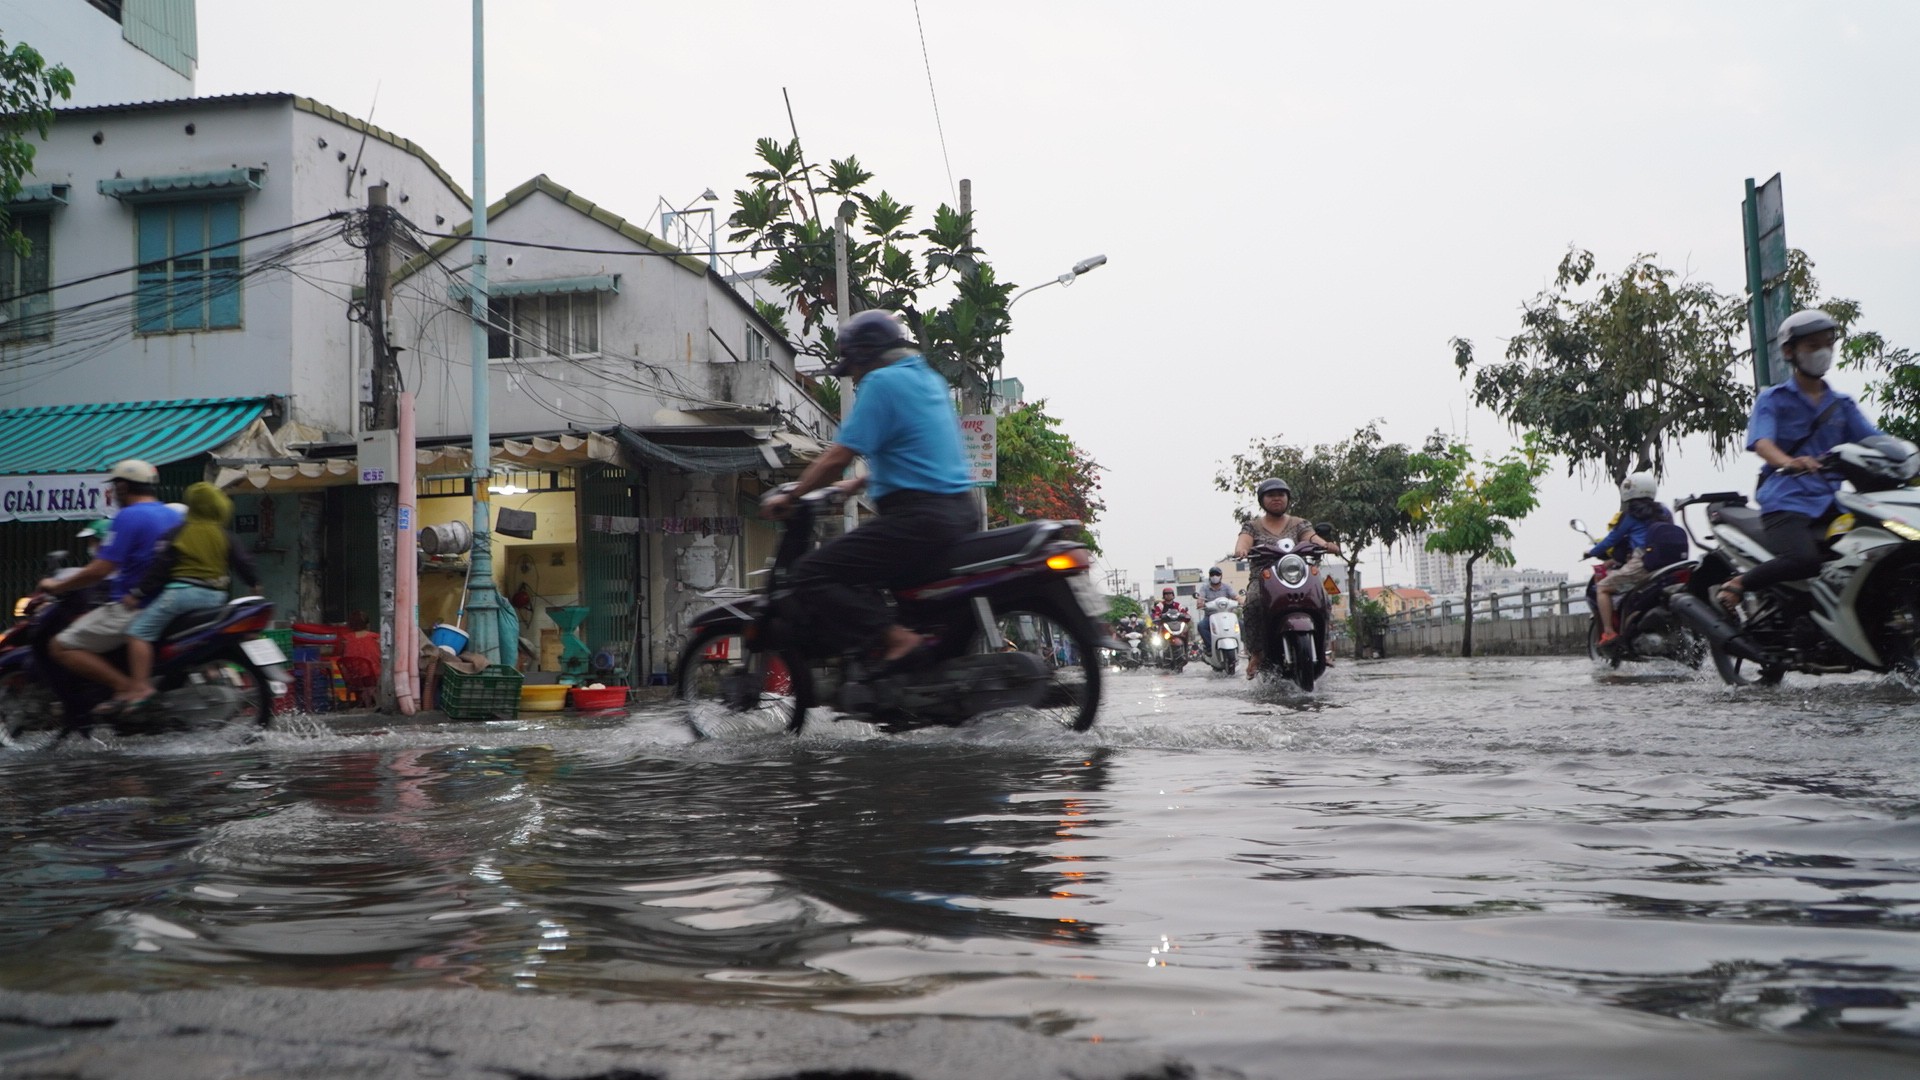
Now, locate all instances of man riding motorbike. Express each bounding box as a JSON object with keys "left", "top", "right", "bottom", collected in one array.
[
  {"left": 1233, "top": 477, "right": 1341, "bottom": 677},
  {"left": 35, "top": 460, "right": 183, "bottom": 703},
  {"left": 1715, "top": 309, "right": 1884, "bottom": 614},
  {"left": 1585, "top": 473, "right": 1670, "bottom": 648},
  {"left": 758, "top": 309, "right": 974, "bottom": 667},
  {"left": 1193, "top": 568, "right": 1238, "bottom": 653}
]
